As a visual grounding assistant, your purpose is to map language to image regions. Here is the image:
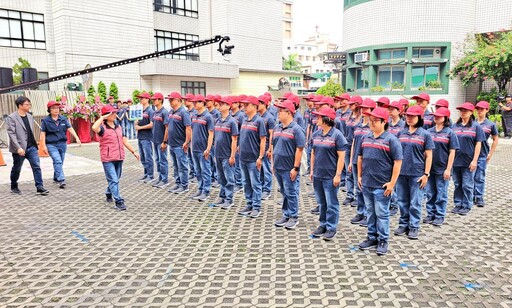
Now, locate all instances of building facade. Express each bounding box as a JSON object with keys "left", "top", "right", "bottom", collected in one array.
[
  {"left": 0, "top": 0, "right": 287, "bottom": 98},
  {"left": 342, "top": 0, "right": 512, "bottom": 109}
]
